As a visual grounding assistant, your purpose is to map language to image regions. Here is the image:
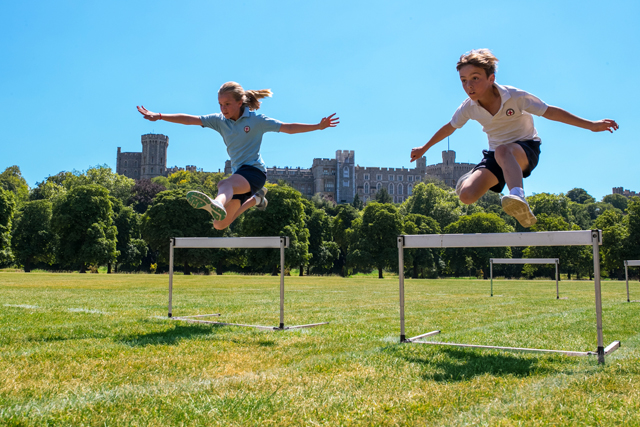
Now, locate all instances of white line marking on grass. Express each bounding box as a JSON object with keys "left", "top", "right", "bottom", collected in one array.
[{"left": 4, "top": 304, "right": 40, "bottom": 309}]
